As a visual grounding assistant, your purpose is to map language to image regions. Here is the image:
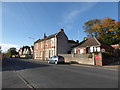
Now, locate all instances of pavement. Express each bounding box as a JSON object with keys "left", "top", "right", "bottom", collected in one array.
[
  {"left": 29, "top": 59, "right": 119, "bottom": 71},
  {"left": 2, "top": 58, "right": 119, "bottom": 88}
]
